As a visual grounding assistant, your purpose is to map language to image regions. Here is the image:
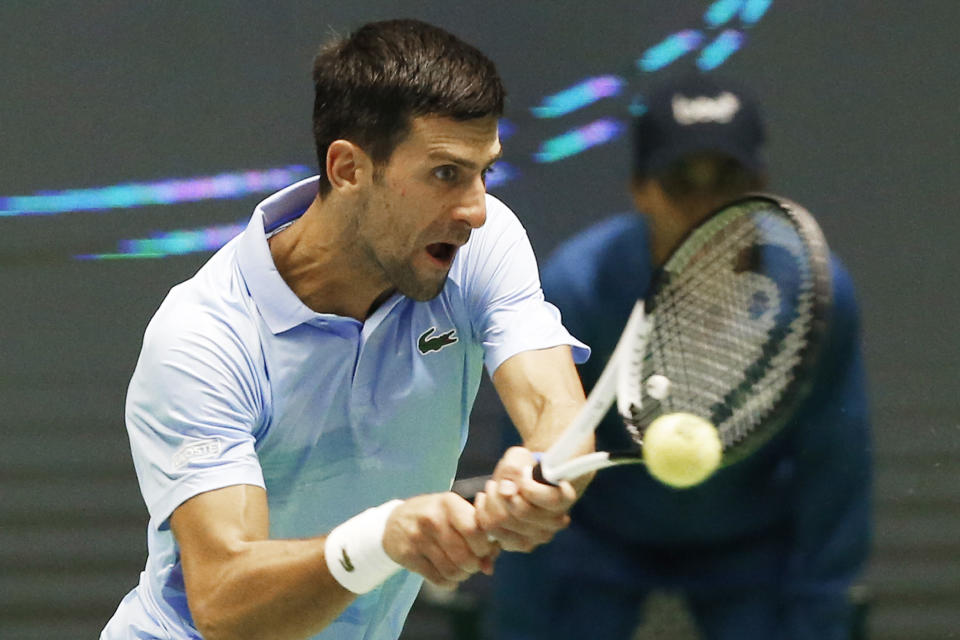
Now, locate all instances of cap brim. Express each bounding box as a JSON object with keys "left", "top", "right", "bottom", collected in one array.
[{"left": 644, "top": 136, "right": 765, "bottom": 177}]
